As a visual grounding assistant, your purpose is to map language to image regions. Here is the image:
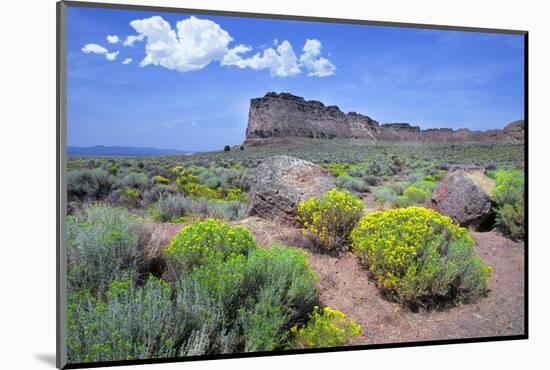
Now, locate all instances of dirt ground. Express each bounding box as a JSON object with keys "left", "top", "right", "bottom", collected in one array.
[
  {"left": 148, "top": 213, "right": 524, "bottom": 345},
  {"left": 234, "top": 216, "right": 525, "bottom": 345}
]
